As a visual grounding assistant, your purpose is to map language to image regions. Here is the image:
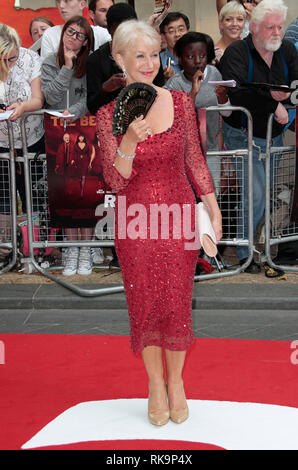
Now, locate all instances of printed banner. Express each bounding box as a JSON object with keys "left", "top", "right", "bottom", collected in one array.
[
  {"left": 44, "top": 112, "right": 106, "bottom": 228},
  {"left": 15, "top": 0, "right": 56, "bottom": 9}
]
